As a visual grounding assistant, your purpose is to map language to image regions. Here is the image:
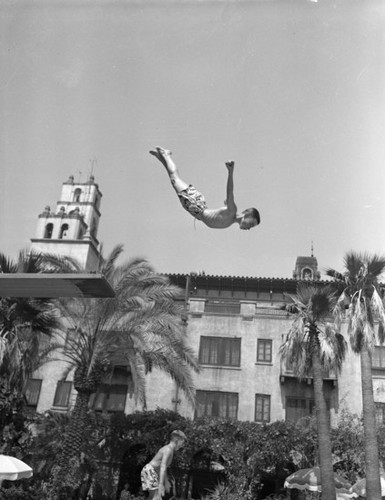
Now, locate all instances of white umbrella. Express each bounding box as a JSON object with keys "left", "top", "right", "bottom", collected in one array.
[
  {"left": 0, "top": 454, "right": 33, "bottom": 482},
  {"left": 350, "top": 474, "right": 385, "bottom": 497}
]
